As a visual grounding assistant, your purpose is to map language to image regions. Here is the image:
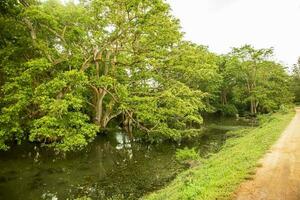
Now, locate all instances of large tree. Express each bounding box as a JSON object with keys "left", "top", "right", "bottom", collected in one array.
[
  {"left": 163, "top": 42, "right": 222, "bottom": 112},
  {"left": 0, "top": 0, "right": 207, "bottom": 151},
  {"left": 224, "top": 45, "right": 293, "bottom": 115}
]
